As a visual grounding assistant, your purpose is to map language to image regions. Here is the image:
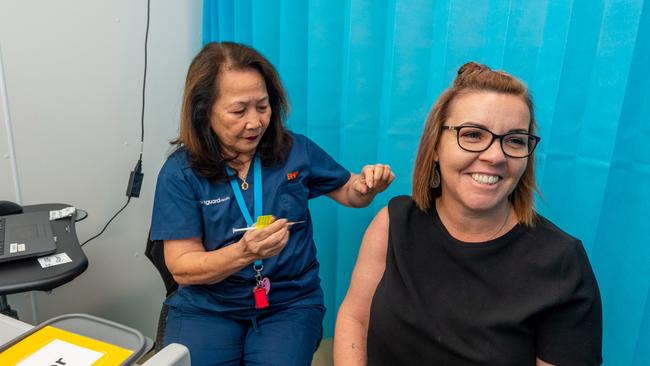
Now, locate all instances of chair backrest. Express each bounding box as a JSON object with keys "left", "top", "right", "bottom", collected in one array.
[{"left": 144, "top": 233, "right": 178, "bottom": 297}]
